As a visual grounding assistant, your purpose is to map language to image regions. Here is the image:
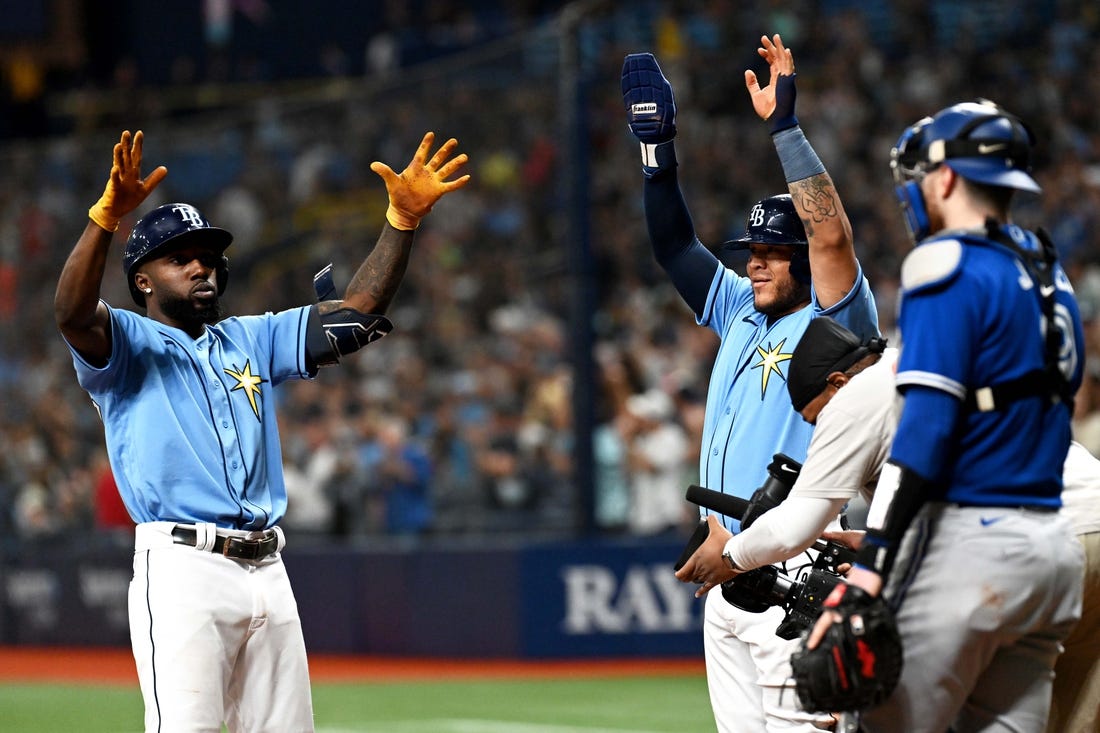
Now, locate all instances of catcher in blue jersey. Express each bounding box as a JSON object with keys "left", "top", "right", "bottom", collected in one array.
[
  {"left": 800, "top": 101, "right": 1086, "bottom": 732},
  {"left": 622, "top": 35, "right": 878, "bottom": 732},
  {"left": 55, "top": 129, "right": 469, "bottom": 732}
]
